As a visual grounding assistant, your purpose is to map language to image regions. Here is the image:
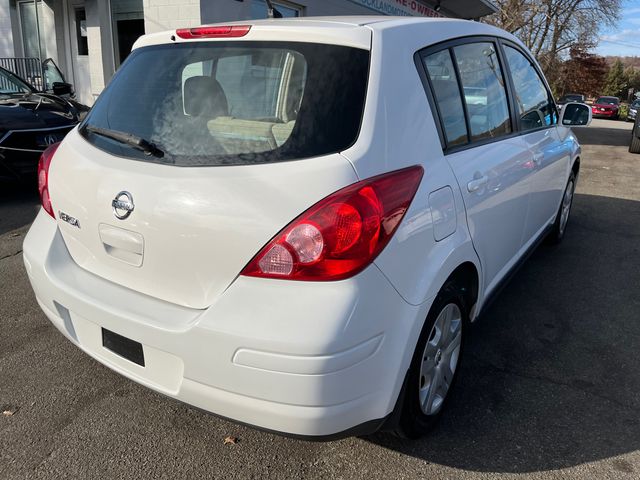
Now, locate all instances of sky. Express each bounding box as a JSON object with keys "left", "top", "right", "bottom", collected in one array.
[{"left": 596, "top": 0, "right": 640, "bottom": 57}]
